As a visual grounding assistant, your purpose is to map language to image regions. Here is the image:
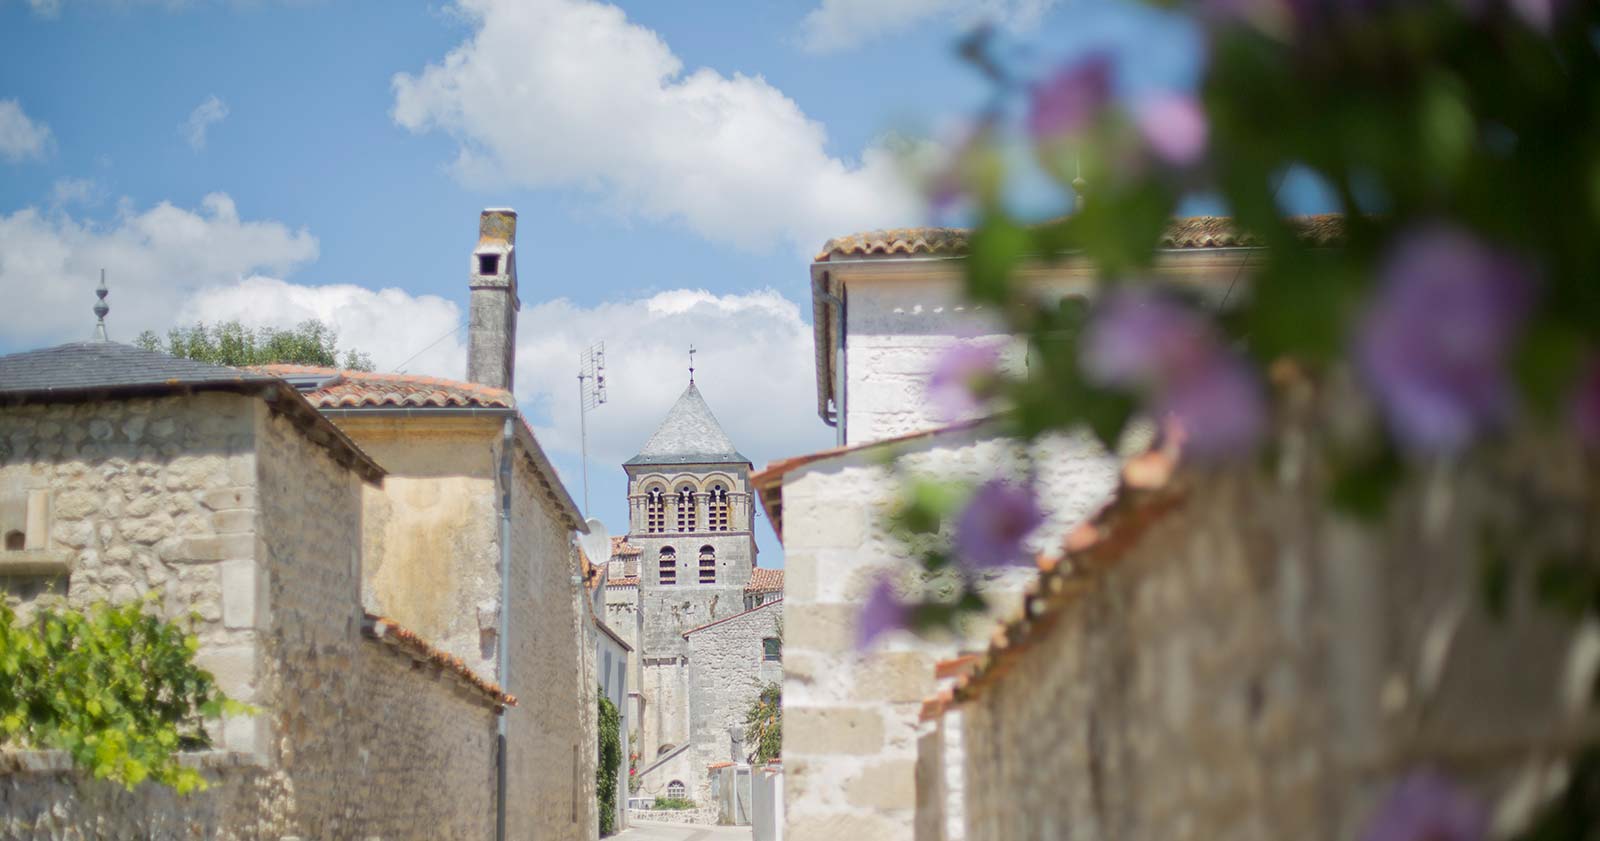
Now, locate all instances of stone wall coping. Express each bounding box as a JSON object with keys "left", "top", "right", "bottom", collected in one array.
[
  {"left": 0, "top": 749, "right": 266, "bottom": 775},
  {"left": 362, "top": 613, "right": 516, "bottom": 709},
  {"left": 680, "top": 598, "right": 782, "bottom": 638},
  {"left": 0, "top": 549, "right": 75, "bottom": 576}
]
